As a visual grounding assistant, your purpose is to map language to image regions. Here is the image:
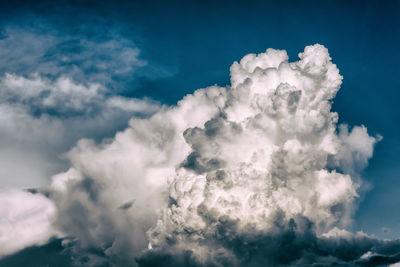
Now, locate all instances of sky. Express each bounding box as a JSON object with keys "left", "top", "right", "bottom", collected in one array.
[{"left": 0, "top": 0, "right": 399, "bottom": 266}]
